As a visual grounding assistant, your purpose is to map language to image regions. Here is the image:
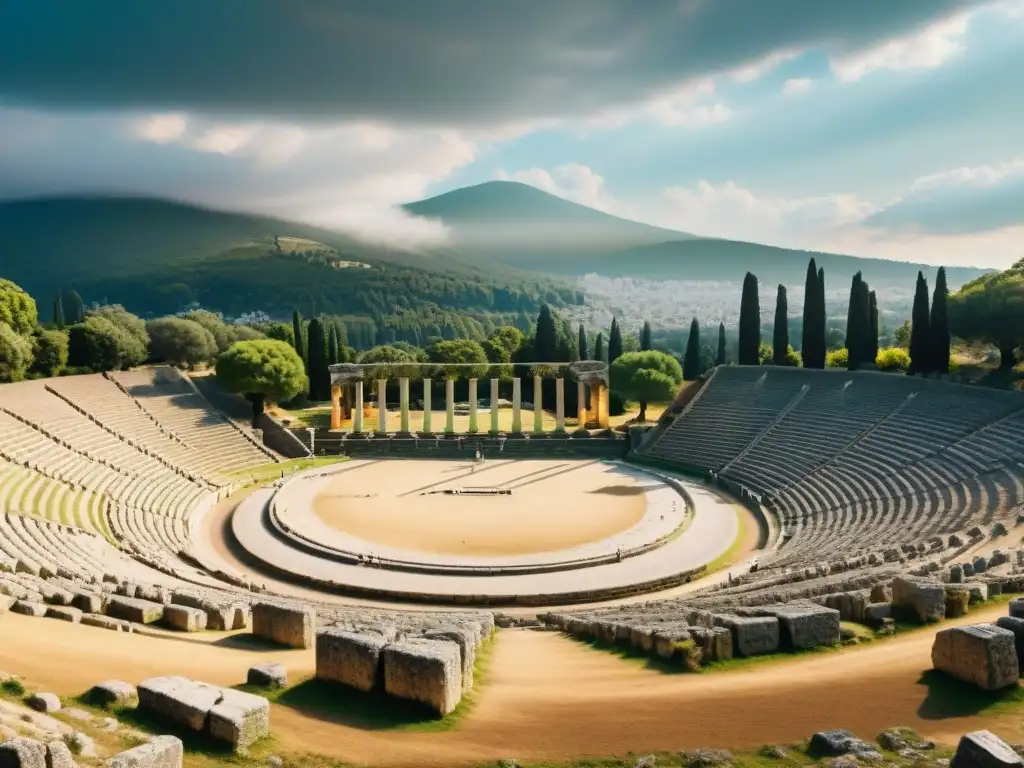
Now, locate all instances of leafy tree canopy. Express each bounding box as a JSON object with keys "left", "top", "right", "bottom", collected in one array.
[
  {"left": 948, "top": 260, "right": 1024, "bottom": 369},
  {"left": 87, "top": 304, "right": 149, "bottom": 352},
  {"left": 357, "top": 344, "right": 425, "bottom": 380},
  {"left": 0, "top": 322, "right": 33, "bottom": 382},
  {"left": 0, "top": 279, "right": 38, "bottom": 335},
  {"left": 68, "top": 315, "right": 145, "bottom": 372},
  {"left": 184, "top": 309, "right": 262, "bottom": 353},
  {"left": 487, "top": 326, "right": 525, "bottom": 358},
  {"left": 29, "top": 328, "right": 69, "bottom": 378},
  {"left": 610, "top": 350, "right": 683, "bottom": 420},
  {"left": 147, "top": 317, "right": 219, "bottom": 368},
  {"left": 216, "top": 339, "right": 308, "bottom": 422},
  {"left": 427, "top": 338, "right": 490, "bottom": 380}
]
